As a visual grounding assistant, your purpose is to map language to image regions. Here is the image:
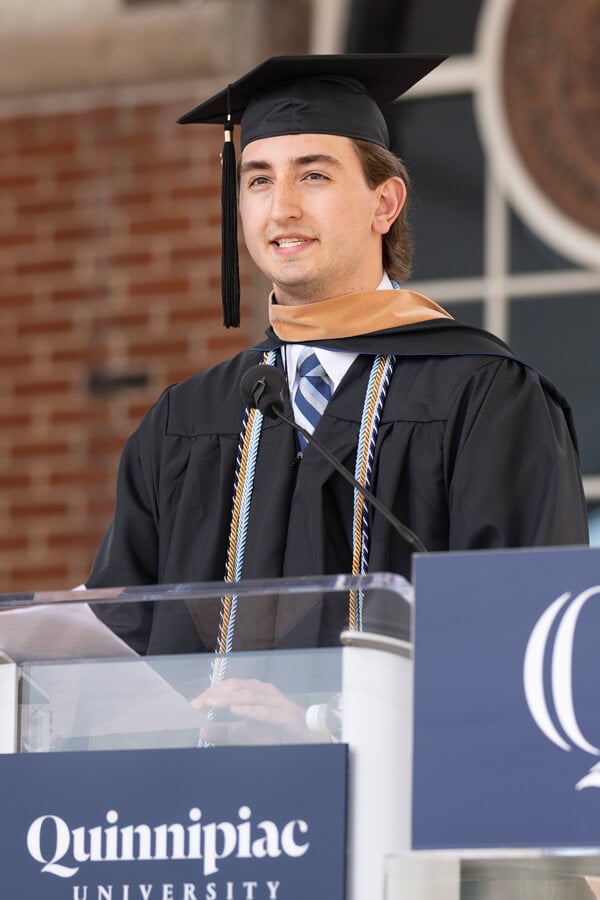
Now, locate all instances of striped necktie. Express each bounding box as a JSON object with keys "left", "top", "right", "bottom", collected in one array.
[{"left": 293, "top": 350, "right": 332, "bottom": 451}]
